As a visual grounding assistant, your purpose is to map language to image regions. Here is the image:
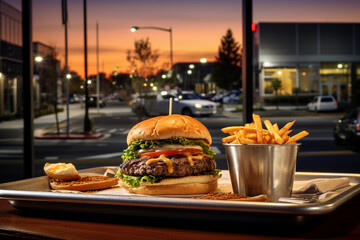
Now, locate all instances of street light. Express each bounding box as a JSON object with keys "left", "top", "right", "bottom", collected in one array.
[
  {"left": 200, "top": 58, "right": 207, "bottom": 63},
  {"left": 130, "top": 26, "right": 173, "bottom": 69},
  {"left": 34, "top": 56, "right": 43, "bottom": 62}
]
